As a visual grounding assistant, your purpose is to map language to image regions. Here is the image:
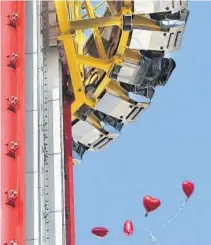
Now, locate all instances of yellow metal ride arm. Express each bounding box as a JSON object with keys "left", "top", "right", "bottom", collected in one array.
[{"left": 54, "top": 0, "right": 160, "bottom": 119}]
